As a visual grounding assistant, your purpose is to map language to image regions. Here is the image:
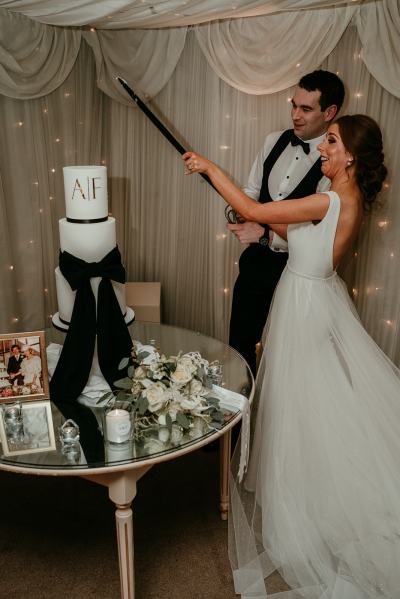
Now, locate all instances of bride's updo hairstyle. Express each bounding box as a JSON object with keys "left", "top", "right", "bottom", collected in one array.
[{"left": 335, "top": 114, "right": 387, "bottom": 210}]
